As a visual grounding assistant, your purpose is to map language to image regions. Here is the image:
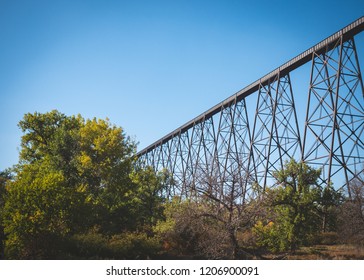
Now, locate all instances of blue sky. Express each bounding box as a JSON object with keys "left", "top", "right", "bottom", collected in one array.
[{"left": 1, "top": 0, "right": 363, "bottom": 170}]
